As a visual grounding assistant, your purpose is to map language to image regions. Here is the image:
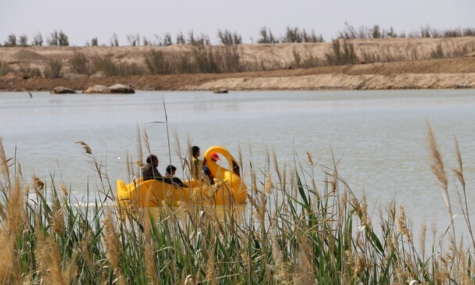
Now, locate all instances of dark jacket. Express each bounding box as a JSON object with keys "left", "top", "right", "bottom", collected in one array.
[{"left": 142, "top": 164, "right": 163, "bottom": 181}]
